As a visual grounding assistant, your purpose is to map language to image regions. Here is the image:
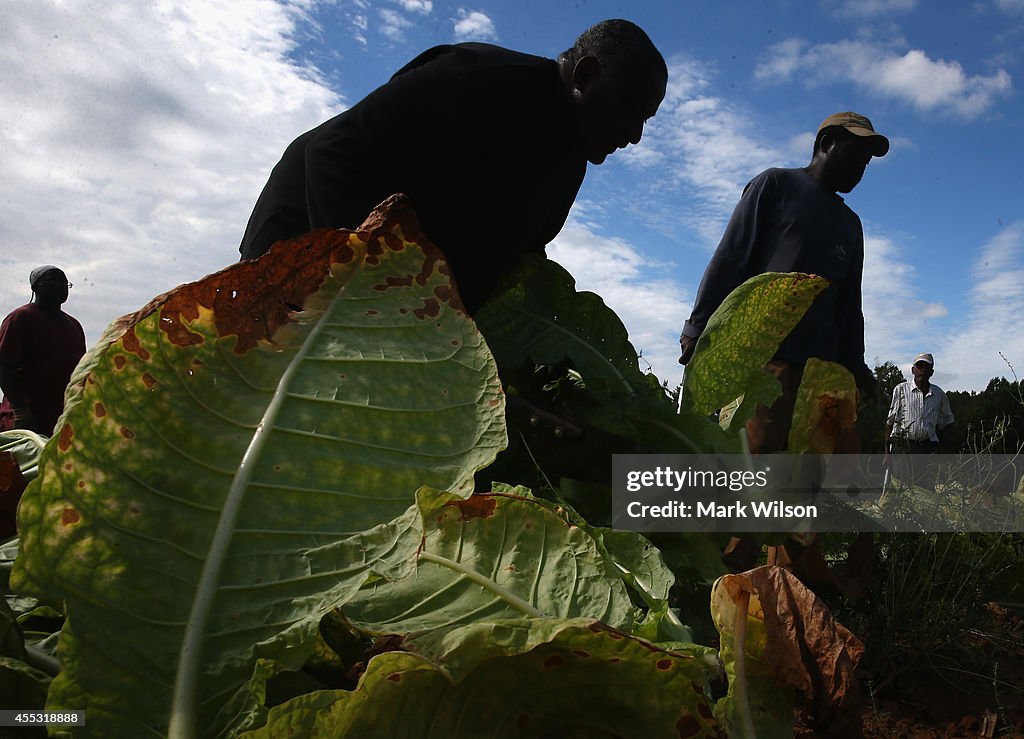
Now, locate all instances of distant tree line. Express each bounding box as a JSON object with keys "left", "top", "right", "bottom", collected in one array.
[
  {"left": 941, "top": 377, "right": 1024, "bottom": 453},
  {"left": 858, "top": 362, "right": 1024, "bottom": 454}
]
